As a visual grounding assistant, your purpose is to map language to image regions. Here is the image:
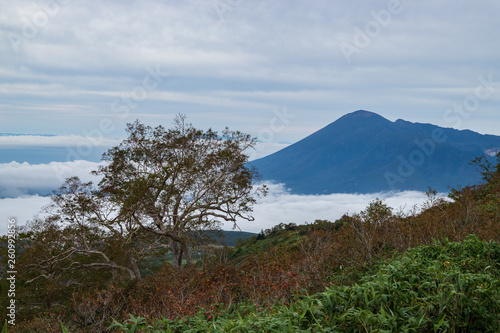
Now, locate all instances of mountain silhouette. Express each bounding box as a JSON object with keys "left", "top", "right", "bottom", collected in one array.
[{"left": 250, "top": 110, "right": 500, "bottom": 194}]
